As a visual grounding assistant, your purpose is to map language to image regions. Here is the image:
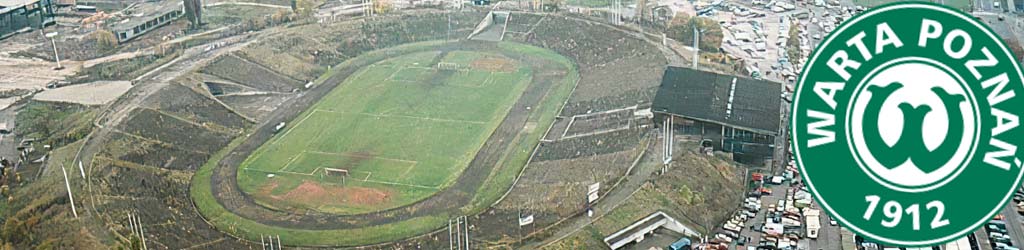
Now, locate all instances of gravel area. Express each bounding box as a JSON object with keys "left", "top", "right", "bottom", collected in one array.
[{"left": 33, "top": 81, "right": 132, "bottom": 105}]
